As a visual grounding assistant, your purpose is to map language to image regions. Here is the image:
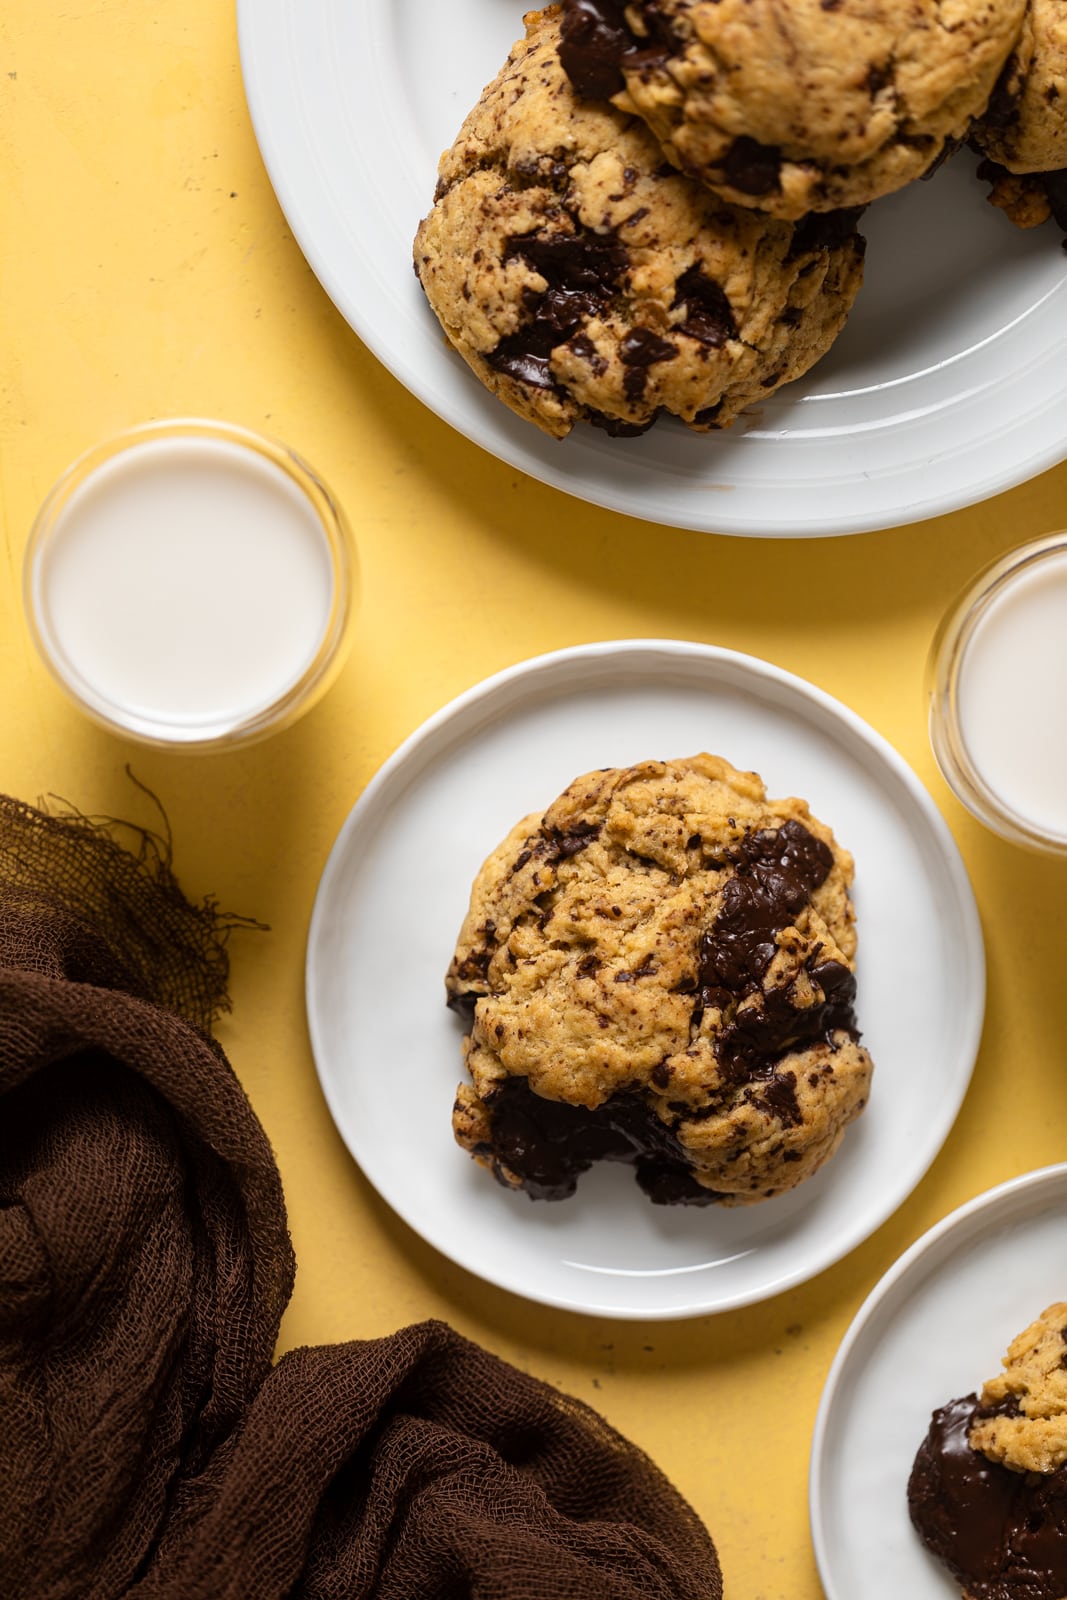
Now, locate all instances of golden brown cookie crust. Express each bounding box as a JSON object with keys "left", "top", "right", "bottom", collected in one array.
[
  {"left": 970, "top": 1304, "right": 1067, "bottom": 1473},
  {"left": 414, "top": 7, "right": 864, "bottom": 439},
  {"left": 561, "top": 0, "right": 1027, "bottom": 217},
  {"left": 980, "top": 161, "right": 1055, "bottom": 224},
  {"left": 446, "top": 753, "right": 873, "bottom": 1205}
]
